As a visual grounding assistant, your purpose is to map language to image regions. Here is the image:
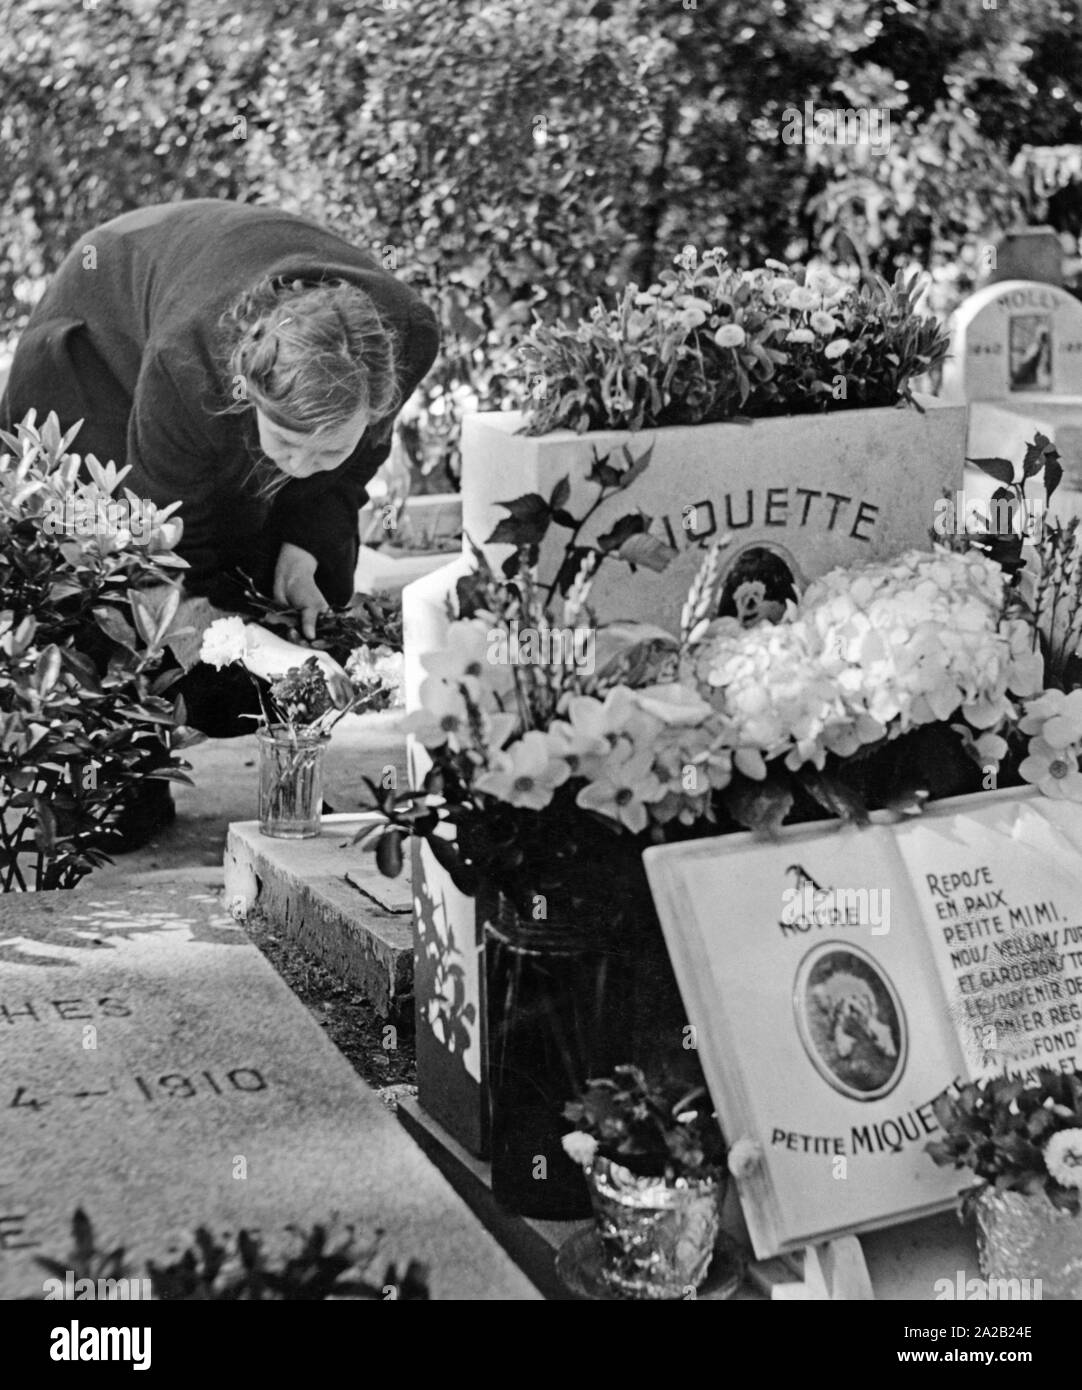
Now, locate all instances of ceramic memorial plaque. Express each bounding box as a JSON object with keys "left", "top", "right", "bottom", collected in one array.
[{"left": 643, "top": 787, "right": 1082, "bottom": 1259}]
